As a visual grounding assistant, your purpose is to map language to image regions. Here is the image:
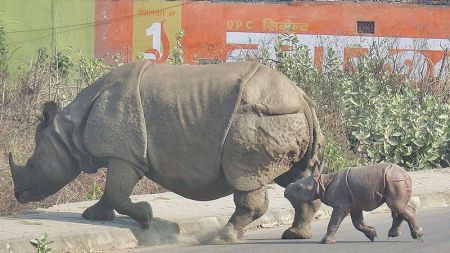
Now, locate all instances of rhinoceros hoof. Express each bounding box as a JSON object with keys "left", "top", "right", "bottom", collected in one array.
[
  {"left": 82, "top": 205, "right": 115, "bottom": 221},
  {"left": 320, "top": 235, "right": 336, "bottom": 244},
  {"left": 411, "top": 227, "right": 424, "bottom": 240},
  {"left": 282, "top": 227, "right": 312, "bottom": 239},
  {"left": 218, "top": 224, "right": 240, "bottom": 243},
  {"left": 366, "top": 226, "right": 377, "bottom": 241},
  {"left": 388, "top": 228, "right": 401, "bottom": 238},
  {"left": 134, "top": 202, "right": 153, "bottom": 229}
]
